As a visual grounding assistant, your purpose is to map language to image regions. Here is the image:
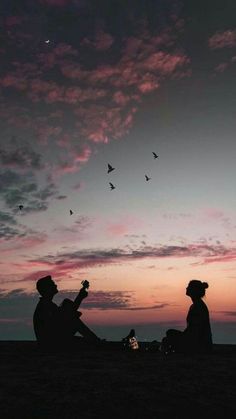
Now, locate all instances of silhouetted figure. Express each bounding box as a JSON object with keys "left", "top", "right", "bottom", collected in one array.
[
  {"left": 122, "top": 328, "right": 135, "bottom": 342},
  {"left": 33, "top": 276, "right": 100, "bottom": 350},
  {"left": 160, "top": 280, "right": 213, "bottom": 354},
  {"left": 70, "top": 209, "right": 73, "bottom": 215},
  {"left": 107, "top": 163, "right": 115, "bottom": 173},
  {"left": 19, "top": 205, "right": 24, "bottom": 210},
  {"left": 152, "top": 152, "right": 158, "bottom": 159},
  {"left": 109, "top": 182, "right": 115, "bottom": 190}
]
